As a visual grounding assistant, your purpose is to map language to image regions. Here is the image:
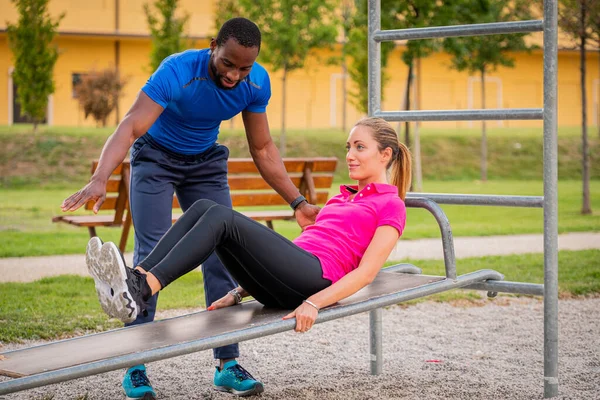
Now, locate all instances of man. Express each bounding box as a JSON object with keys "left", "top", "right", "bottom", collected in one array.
[{"left": 61, "top": 17, "right": 318, "bottom": 400}]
